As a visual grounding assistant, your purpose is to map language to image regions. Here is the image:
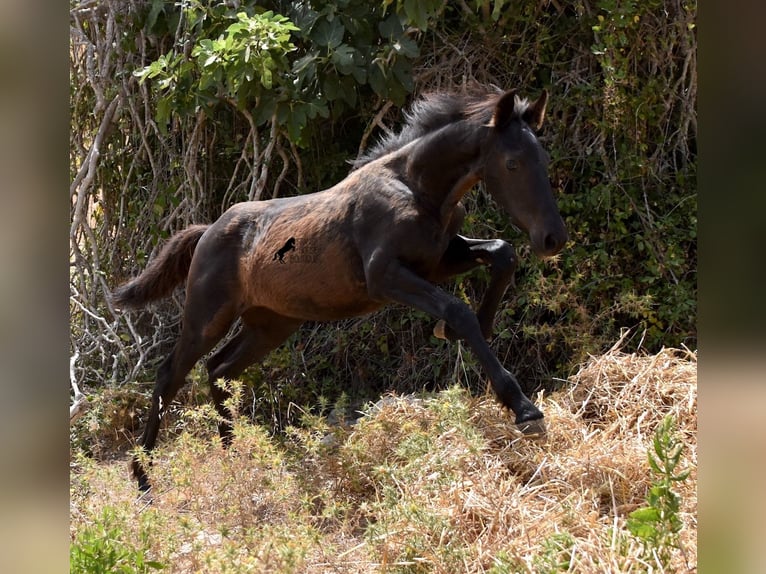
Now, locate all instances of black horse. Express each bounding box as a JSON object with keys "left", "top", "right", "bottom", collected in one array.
[{"left": 113, "top": 85, "right": 568, "bottom": 492}]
